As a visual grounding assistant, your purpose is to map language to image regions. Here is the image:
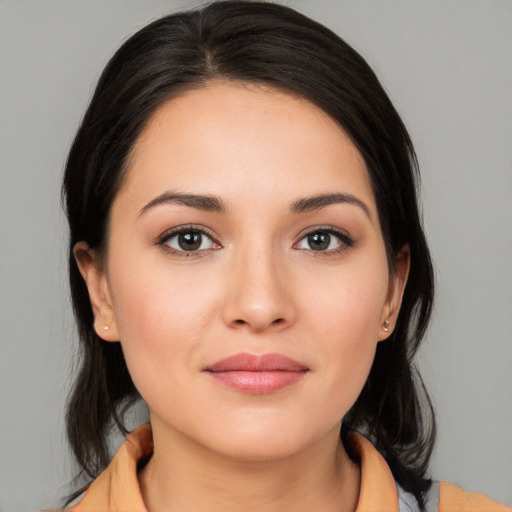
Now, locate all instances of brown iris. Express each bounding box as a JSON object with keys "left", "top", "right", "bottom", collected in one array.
[
  {"left": 178, "top": 231, "right": 202, "bottom": 251},
  {"left": 308, "top": 232, "right": 330, "bottom": 251}
]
